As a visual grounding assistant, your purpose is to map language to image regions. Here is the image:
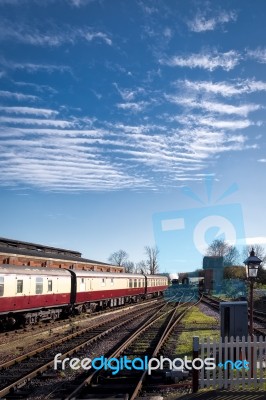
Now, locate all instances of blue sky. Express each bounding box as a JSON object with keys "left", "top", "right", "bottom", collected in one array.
[{"left": 0, "top": 0, "right": 266, "bottom": 272}]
